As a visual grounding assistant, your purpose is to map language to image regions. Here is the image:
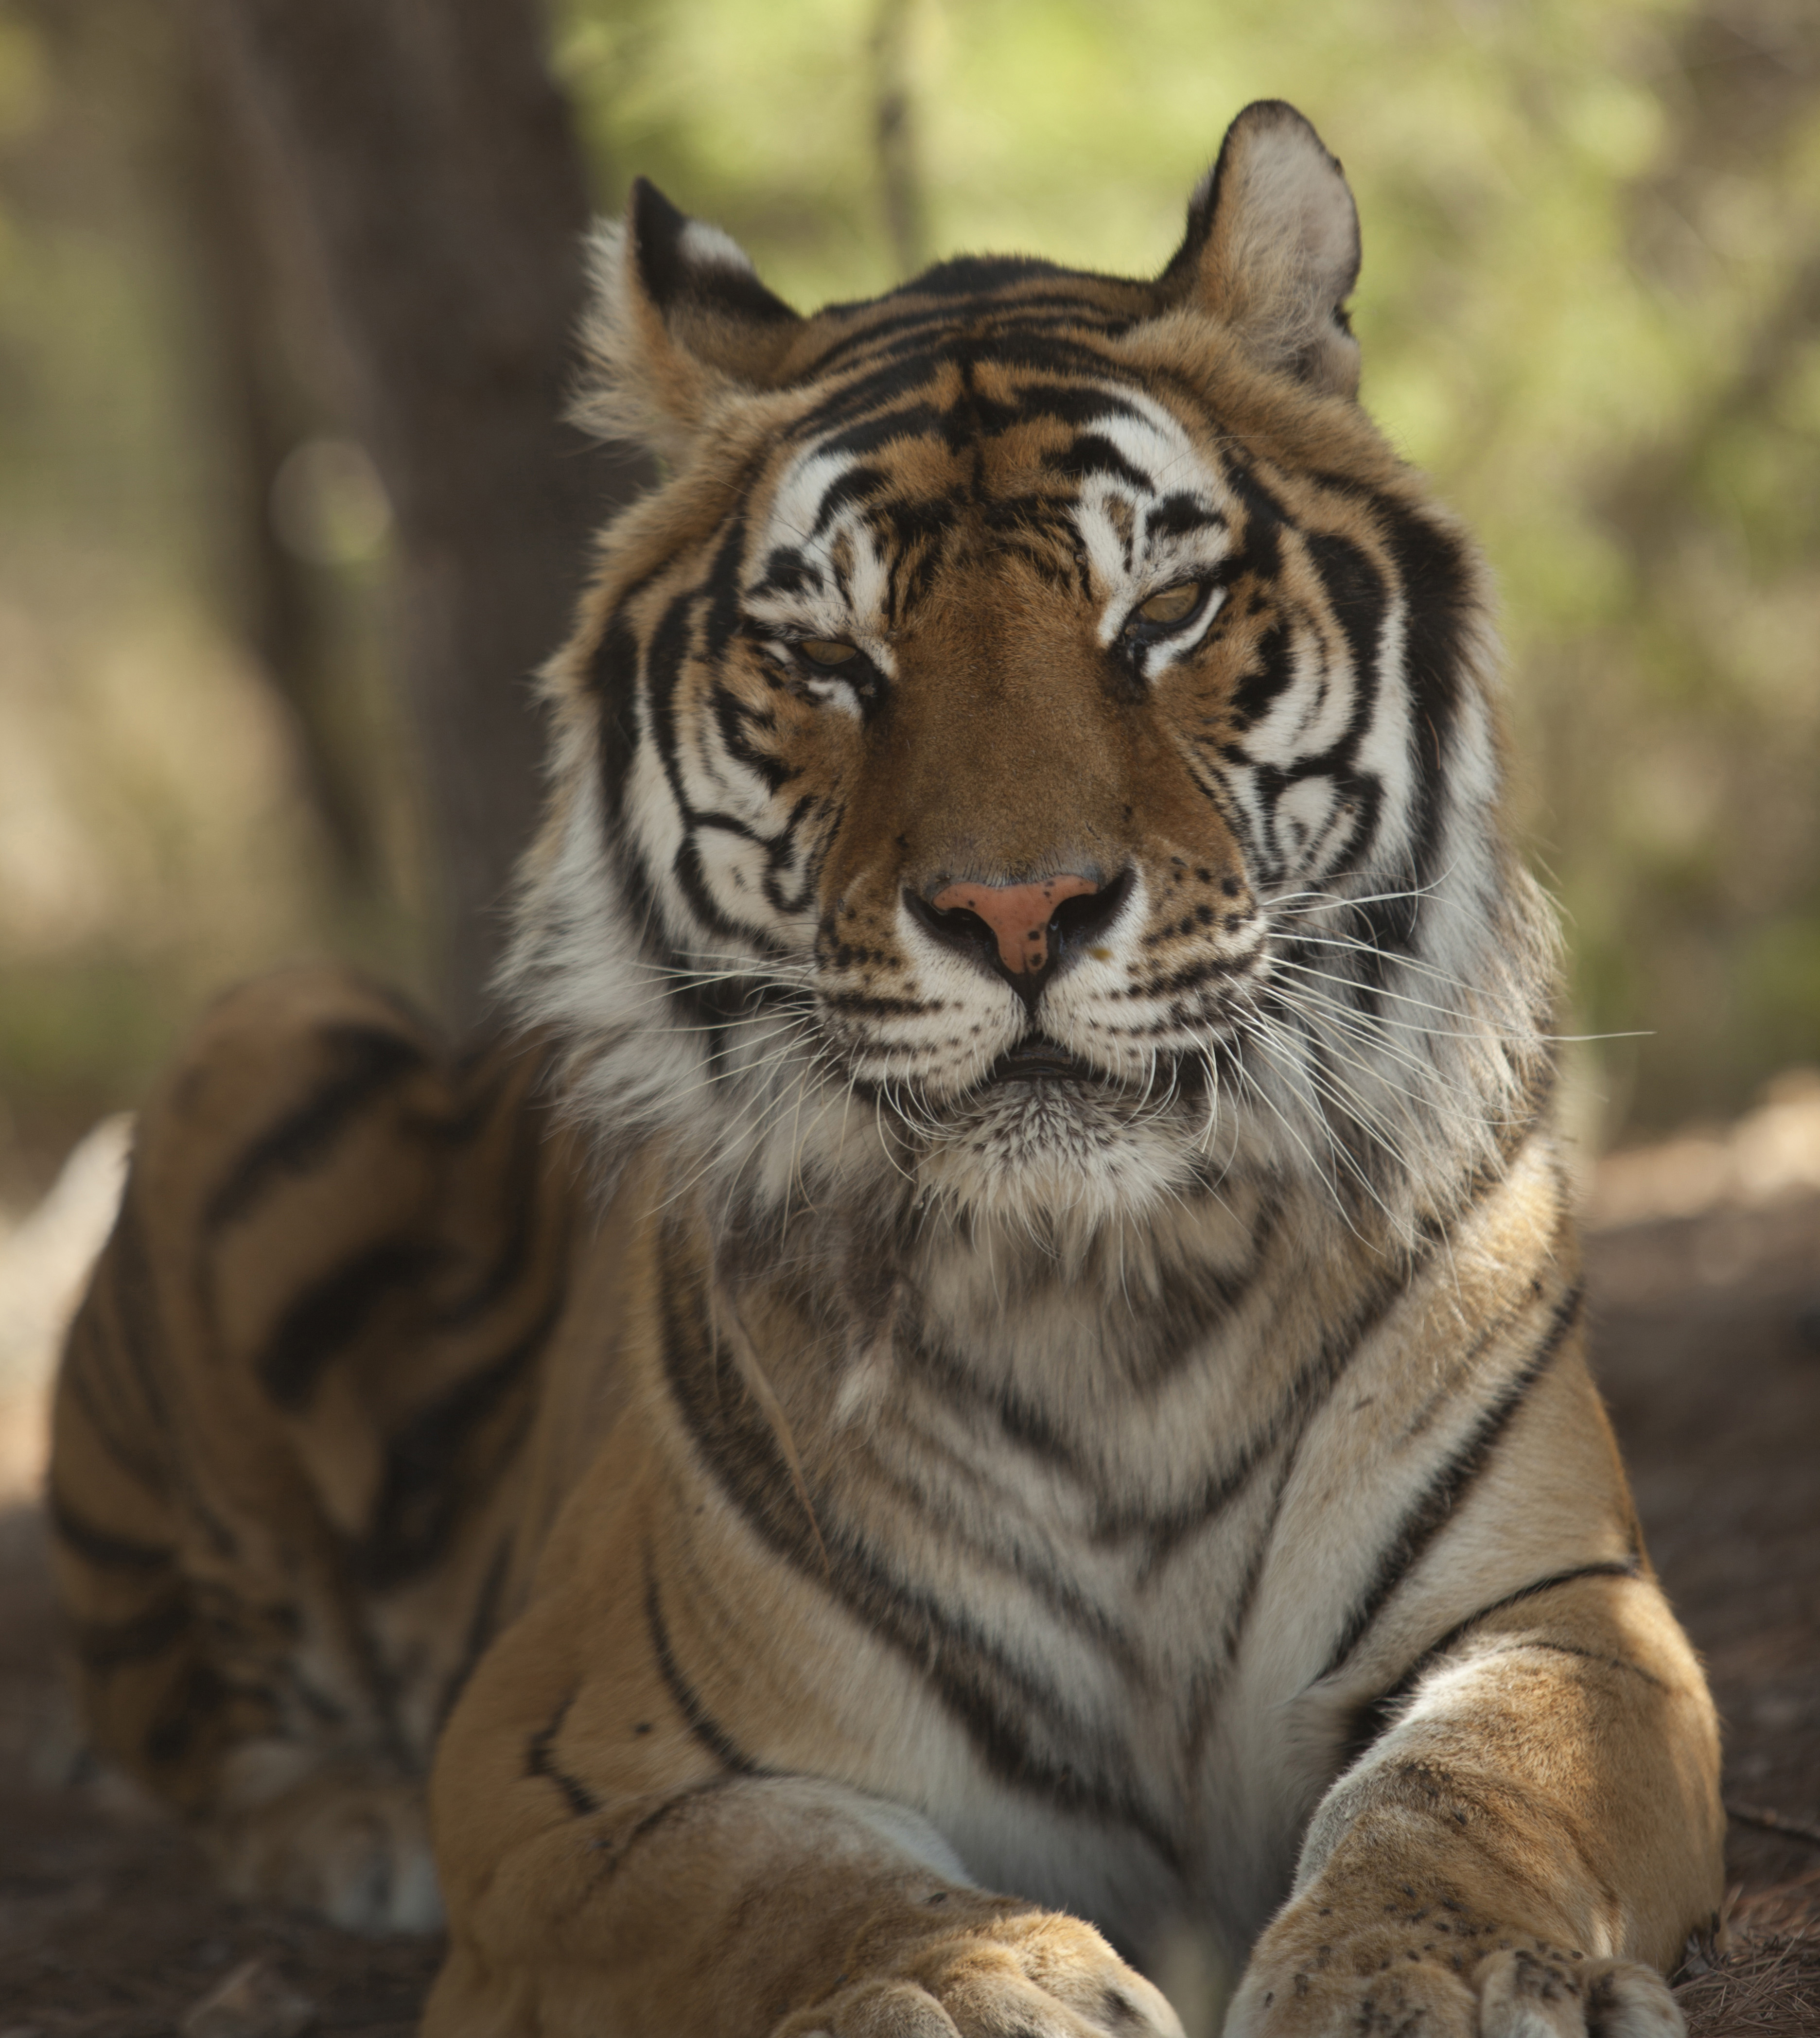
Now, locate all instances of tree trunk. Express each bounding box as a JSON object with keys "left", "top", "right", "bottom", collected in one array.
[
  {"left": 174, "top": 25, "right": 380, "bottom": 898},
  {"left": 870, "top": 0, "right": 926, "bottom": 279},
  {"left": 197, "top": 0, "right": 649, "bottom": 1024}
]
